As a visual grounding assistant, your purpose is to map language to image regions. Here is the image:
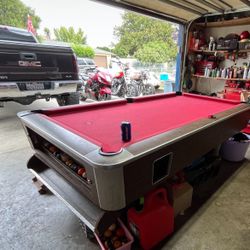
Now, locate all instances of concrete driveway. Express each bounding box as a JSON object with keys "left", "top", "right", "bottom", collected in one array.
[
  {"left": 0, "top": 99, "right": 250, "bottom": 250},
  {"left": 0, "top": 100, "right": 98, "bottom": 250}
]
